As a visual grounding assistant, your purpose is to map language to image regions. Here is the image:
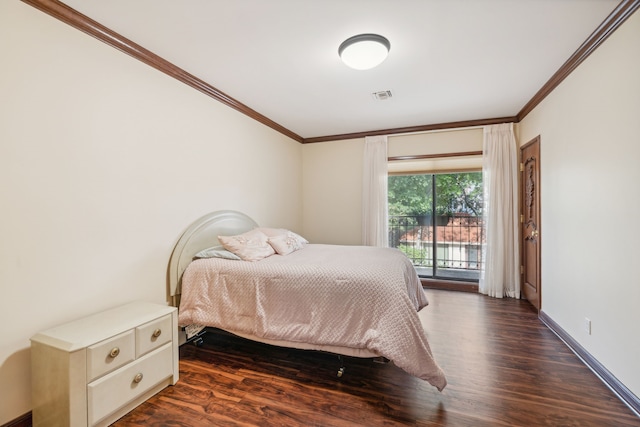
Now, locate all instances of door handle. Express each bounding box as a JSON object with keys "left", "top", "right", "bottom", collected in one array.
[{"left": 530, "top": 230, "right": 538, "bottom": 238}]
